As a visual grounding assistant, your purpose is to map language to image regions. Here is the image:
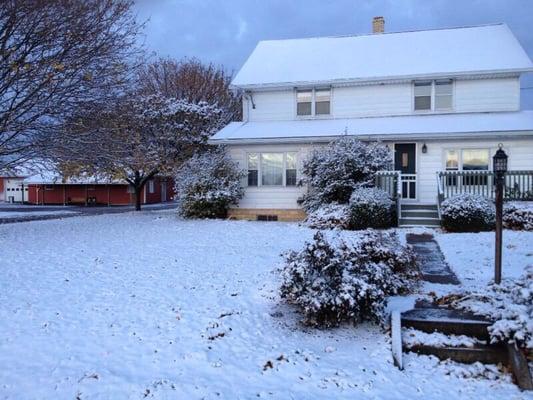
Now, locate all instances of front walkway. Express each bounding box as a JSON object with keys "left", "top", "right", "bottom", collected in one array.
[{"left": 406, "top": 233, "right": 460, "bottom": 285}]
